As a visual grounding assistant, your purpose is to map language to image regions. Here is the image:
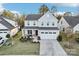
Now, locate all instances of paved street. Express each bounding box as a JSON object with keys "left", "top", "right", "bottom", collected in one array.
[{"left": 40, "top": 39, "right": 67, "bottom": 56}]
